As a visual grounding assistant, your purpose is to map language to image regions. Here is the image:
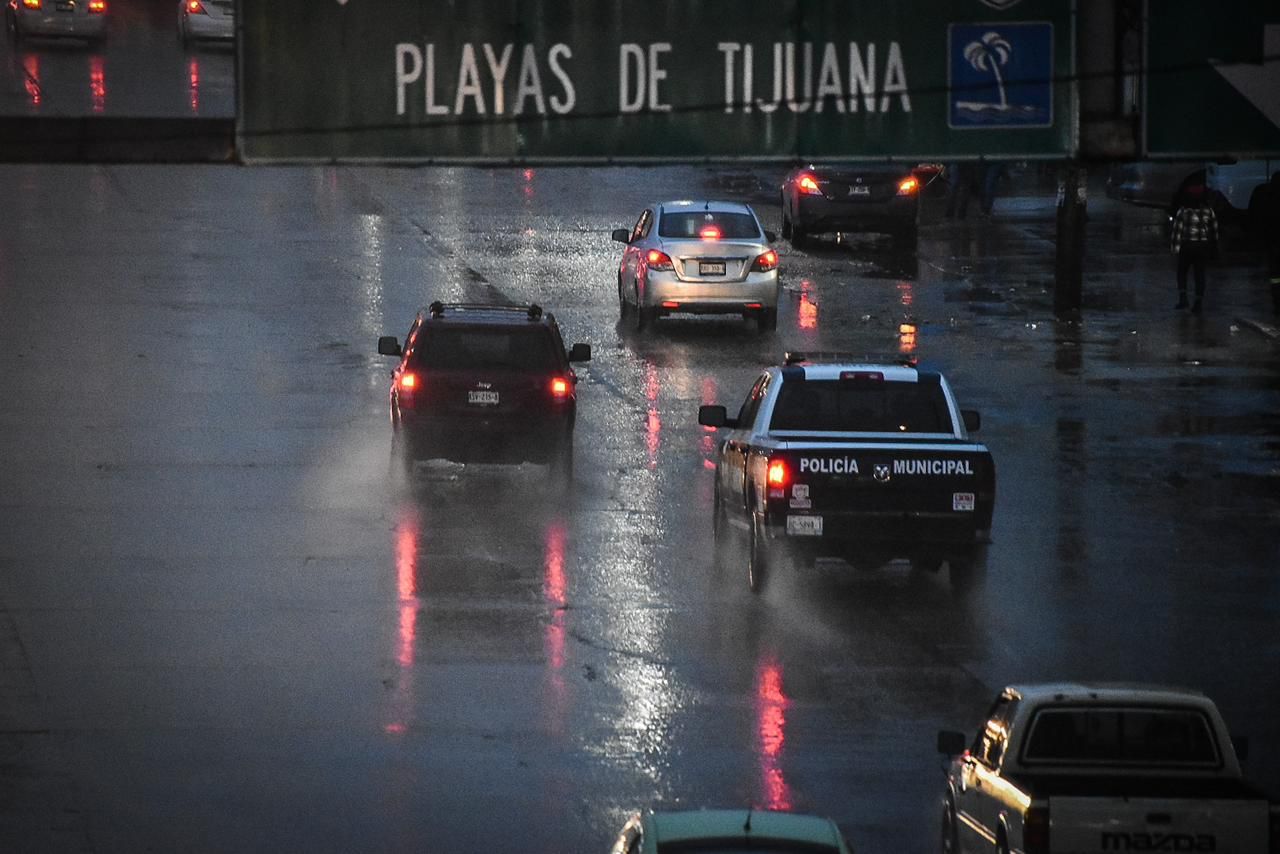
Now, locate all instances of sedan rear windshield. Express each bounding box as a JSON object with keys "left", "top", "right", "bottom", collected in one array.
[
  {"left": 658, "top": 211, "right": 761, "bottom": 239},
  {"left": 769, "top": 379, "right": 951, "bottom": 433},
  {"left": 1022, "top": 707, "right": 1221, "bottom": 766},
  {"left": 410, "top": 327, "right": 559, "bottom": 371}
]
